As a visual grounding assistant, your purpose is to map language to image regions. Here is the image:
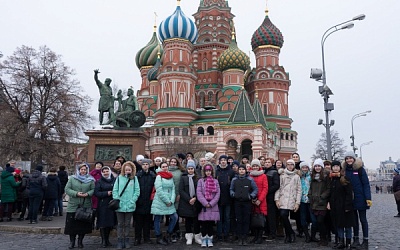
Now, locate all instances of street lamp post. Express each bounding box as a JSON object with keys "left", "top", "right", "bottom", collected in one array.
[
  {"left": 351, "top": 110, "right": 371, "bottom": 154},
  {"left": 359, "top": 141, "right": 373, "bottom": 160},
  {"left": 310, "top": 14, "right": 366, "bottom": 160}
]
